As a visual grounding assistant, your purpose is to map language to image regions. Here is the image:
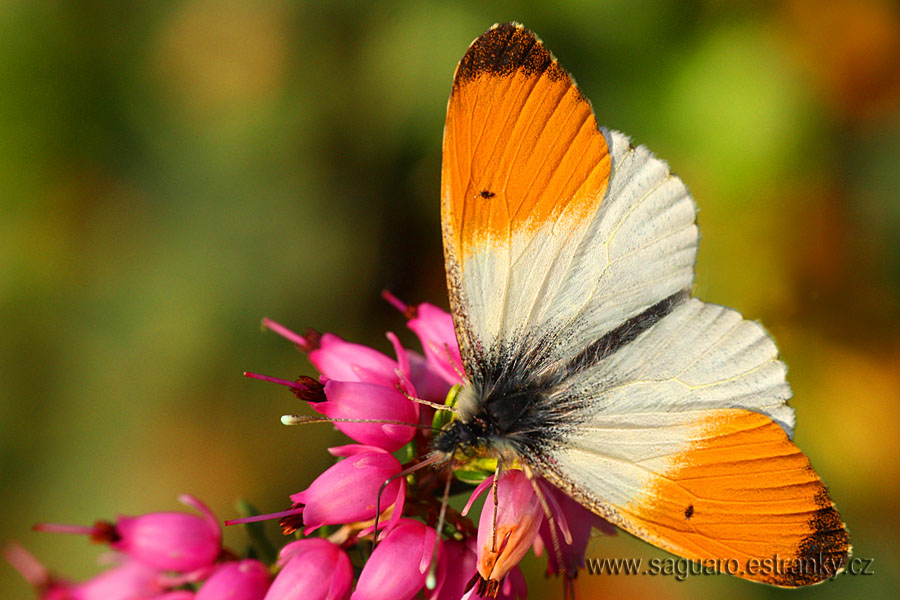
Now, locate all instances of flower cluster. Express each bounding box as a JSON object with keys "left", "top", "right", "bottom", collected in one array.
[
  {"left": 5, "top": 495, "right": 270, "bottom": 599},
  {"left": 7, "top": 296, "right": 614, "bottom": 599}
]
